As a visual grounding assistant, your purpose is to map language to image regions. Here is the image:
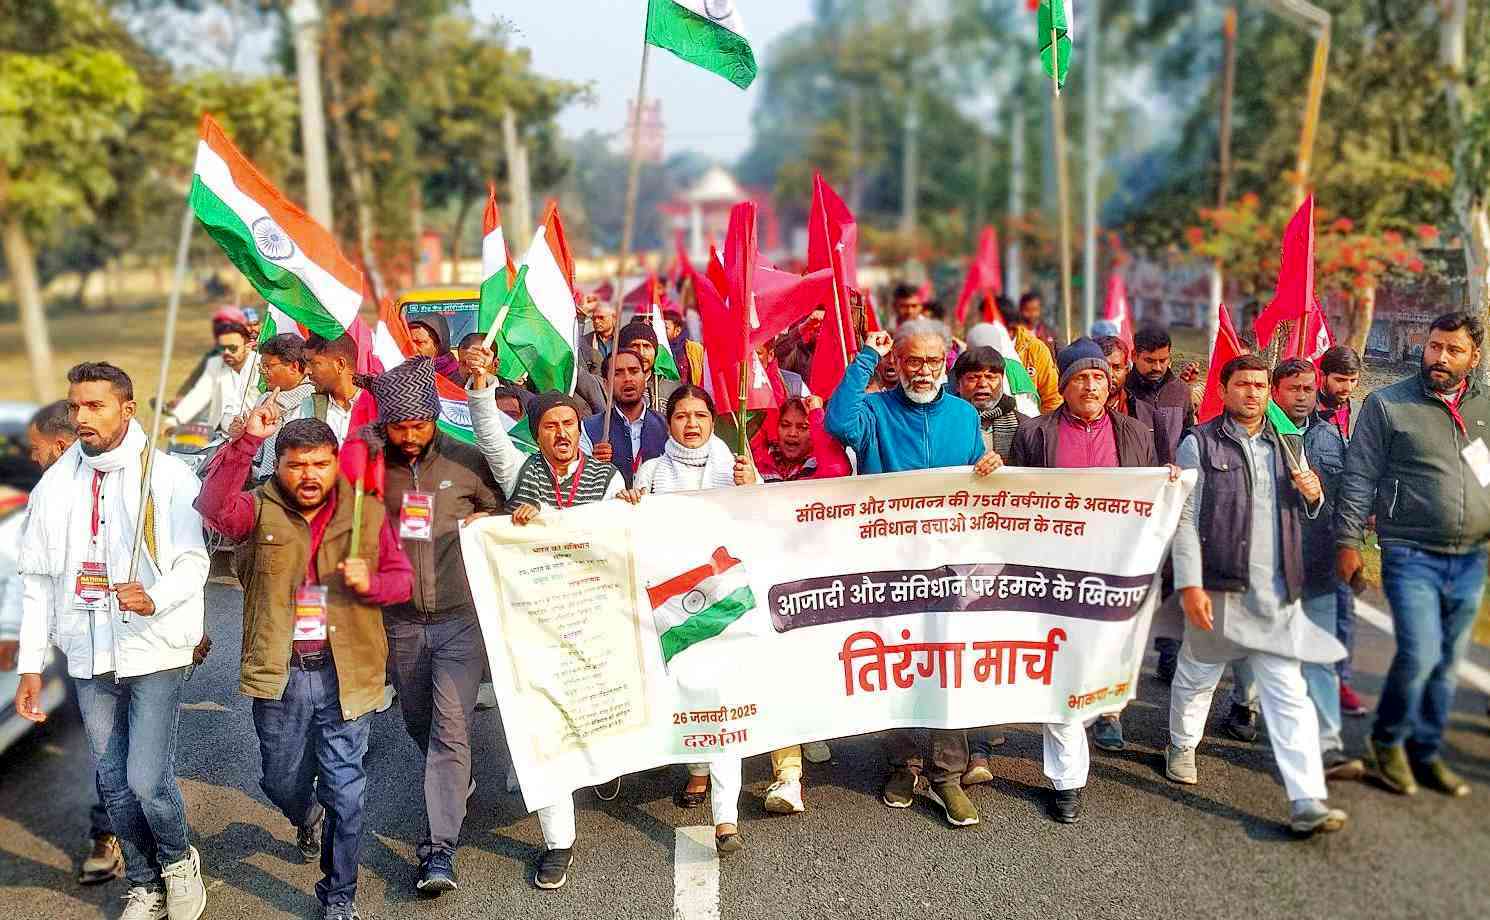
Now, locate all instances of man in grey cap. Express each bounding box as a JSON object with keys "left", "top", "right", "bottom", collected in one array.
[
  {"left": 460, "top": 342, "right": 624, "bottom": 891},
  {"left": 358, "top": 357, "right": 505, "bottom": 897}
]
